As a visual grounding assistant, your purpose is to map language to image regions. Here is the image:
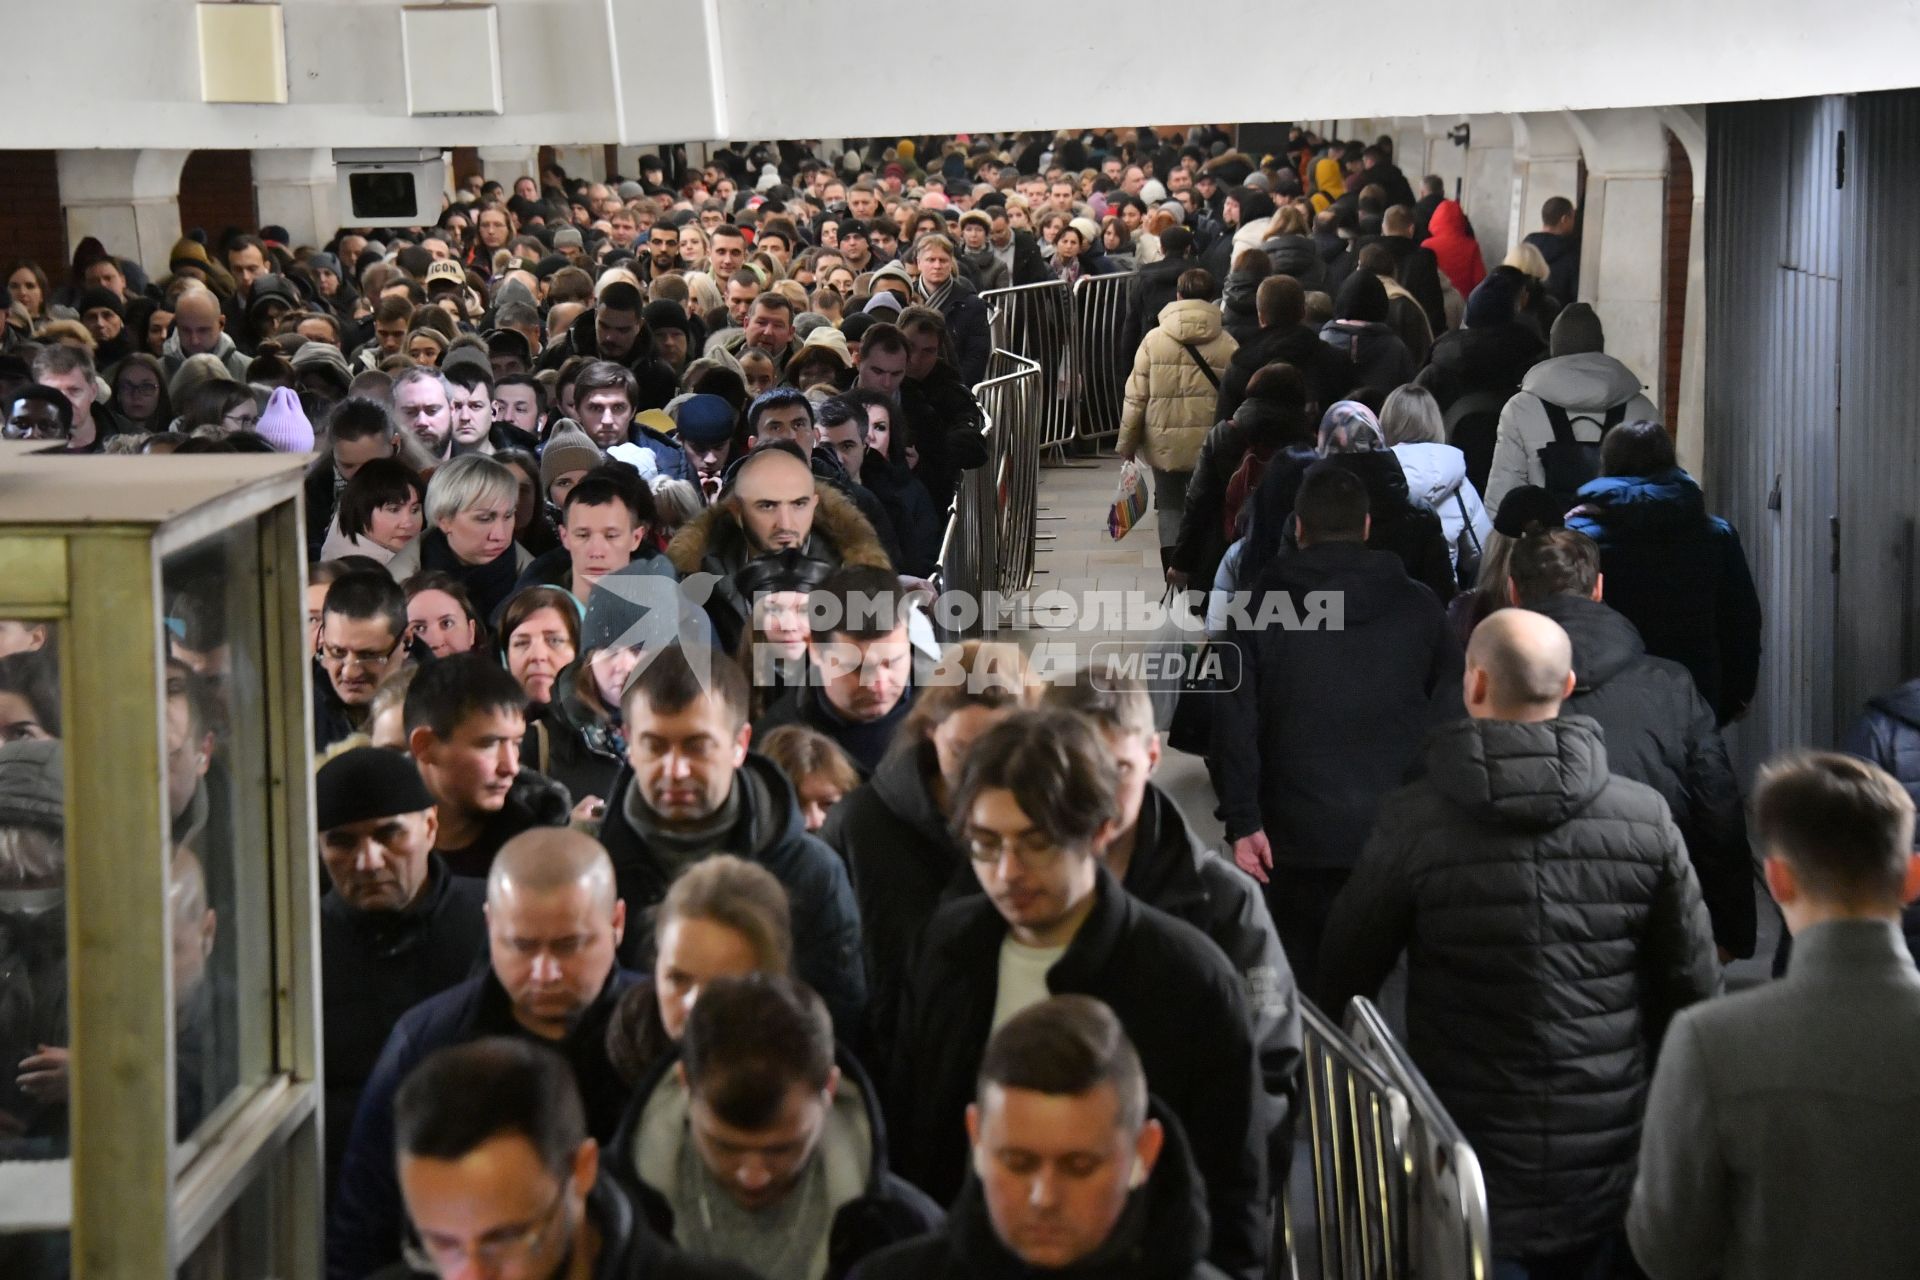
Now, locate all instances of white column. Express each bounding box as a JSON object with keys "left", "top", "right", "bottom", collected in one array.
[
  {"left": 1462, "top": 114, "right": 1515, "bottom": 269},
  {"left": 551, "top": 145, "right": 606, "bottom": 184},
  {"left": 1566, "top": 108, "right": 1671, "bottom": 416},
  {"left": 1511, "top": 113, "right": 1584, "bottom": 266},
  {"left": 1660, "top": 105, "right": 1709, "bottom": 480},
  {"left": 252, "top": 148, "right": 337, "bottom": 249},
  {"left": 57, "top": 149, "right": 191, "bottom": 282},
  {"left": 478, "top": 145, "right": 539, "bottom": 186}
]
